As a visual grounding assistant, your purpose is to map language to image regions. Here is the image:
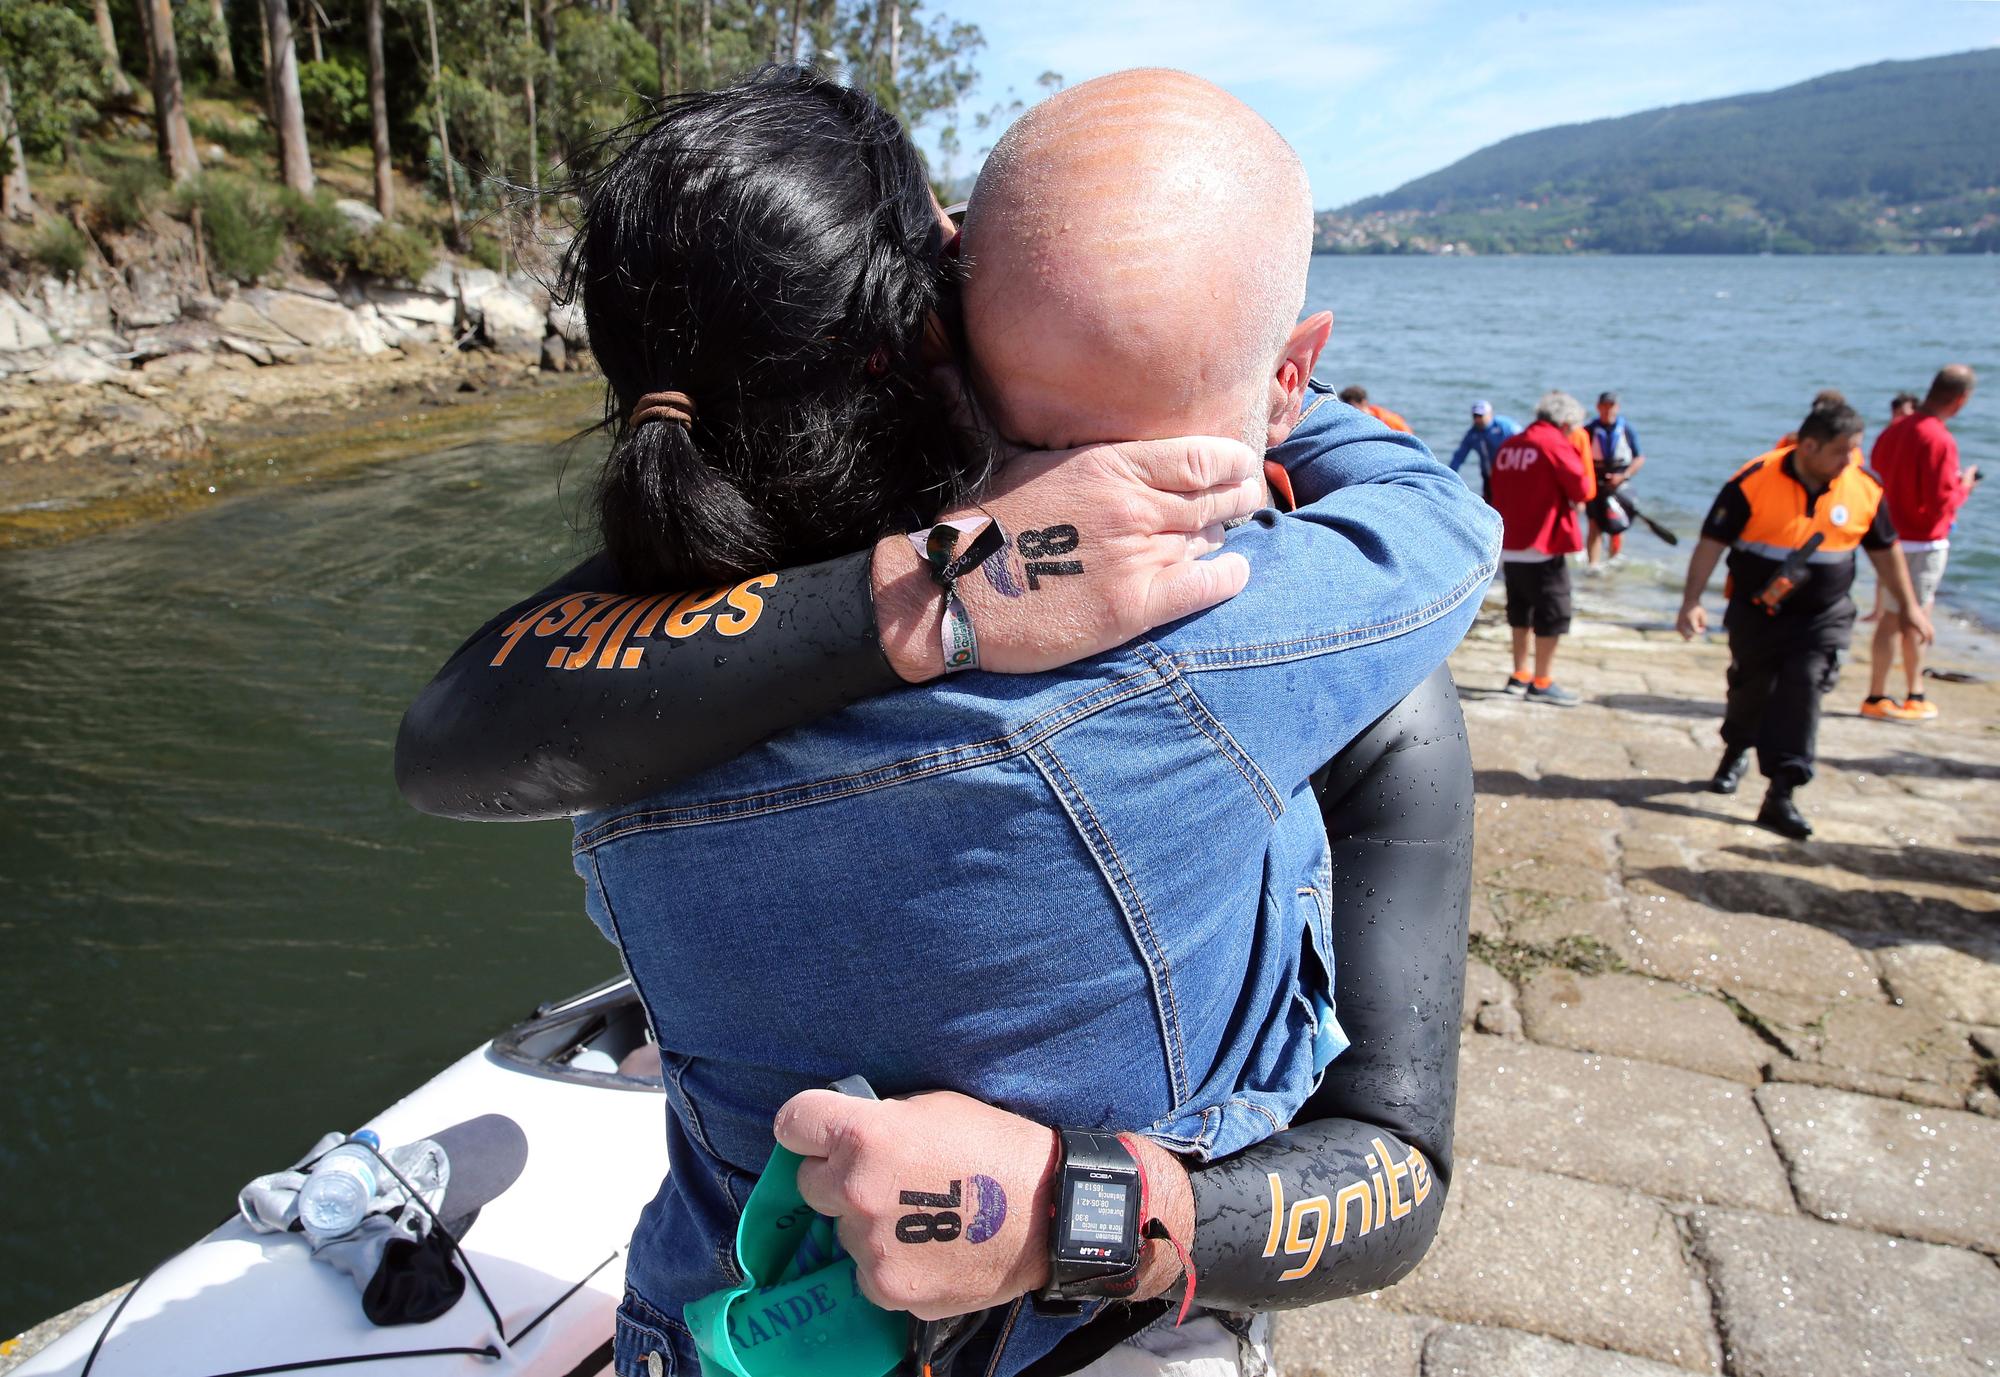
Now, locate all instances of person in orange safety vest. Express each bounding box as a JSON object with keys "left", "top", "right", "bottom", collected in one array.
[
  {"left": 1675, "top": 402, "right": 1933, "bottom": 840},
  {"left": 1337, "top": 385, "right": 1413, "bottom": 434}
]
